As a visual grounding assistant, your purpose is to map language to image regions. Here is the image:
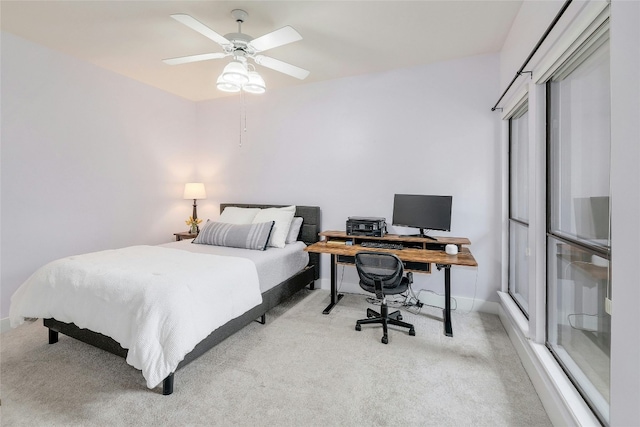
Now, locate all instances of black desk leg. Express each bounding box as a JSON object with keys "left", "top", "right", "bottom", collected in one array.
[
  {"left": 322, "top": 254, "right": 344, "bottom": 314},
  {"left": 443, "top": 265, "right": 453, "bottom": 337}
]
